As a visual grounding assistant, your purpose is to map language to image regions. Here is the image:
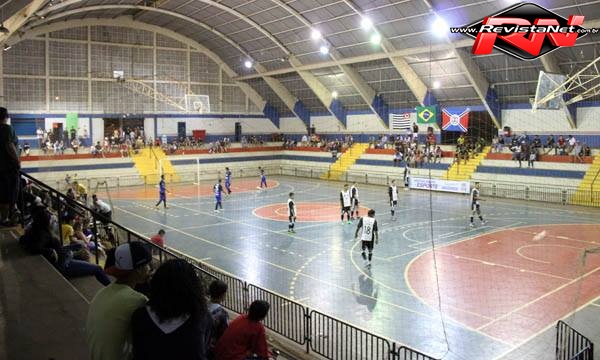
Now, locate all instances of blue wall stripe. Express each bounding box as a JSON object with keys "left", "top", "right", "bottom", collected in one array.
[{"left": 23, "top": 162, "right": 133, "bottom": 173}]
